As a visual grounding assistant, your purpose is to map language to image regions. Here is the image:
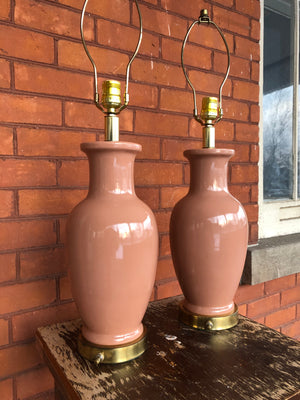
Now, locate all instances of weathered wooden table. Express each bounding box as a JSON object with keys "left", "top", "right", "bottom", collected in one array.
[{"left": 36, "top": 296, "right": 300, "bottom": 400}]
